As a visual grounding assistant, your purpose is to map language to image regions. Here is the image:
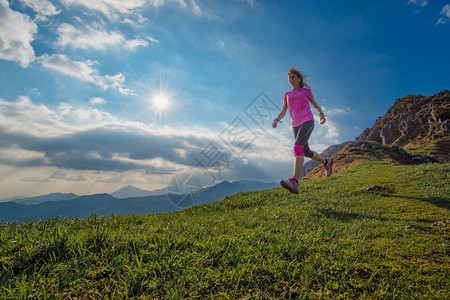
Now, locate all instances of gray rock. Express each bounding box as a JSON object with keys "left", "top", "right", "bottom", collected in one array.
[{"left": 364, "top": 185, "right": 383, "bottom": 191}]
